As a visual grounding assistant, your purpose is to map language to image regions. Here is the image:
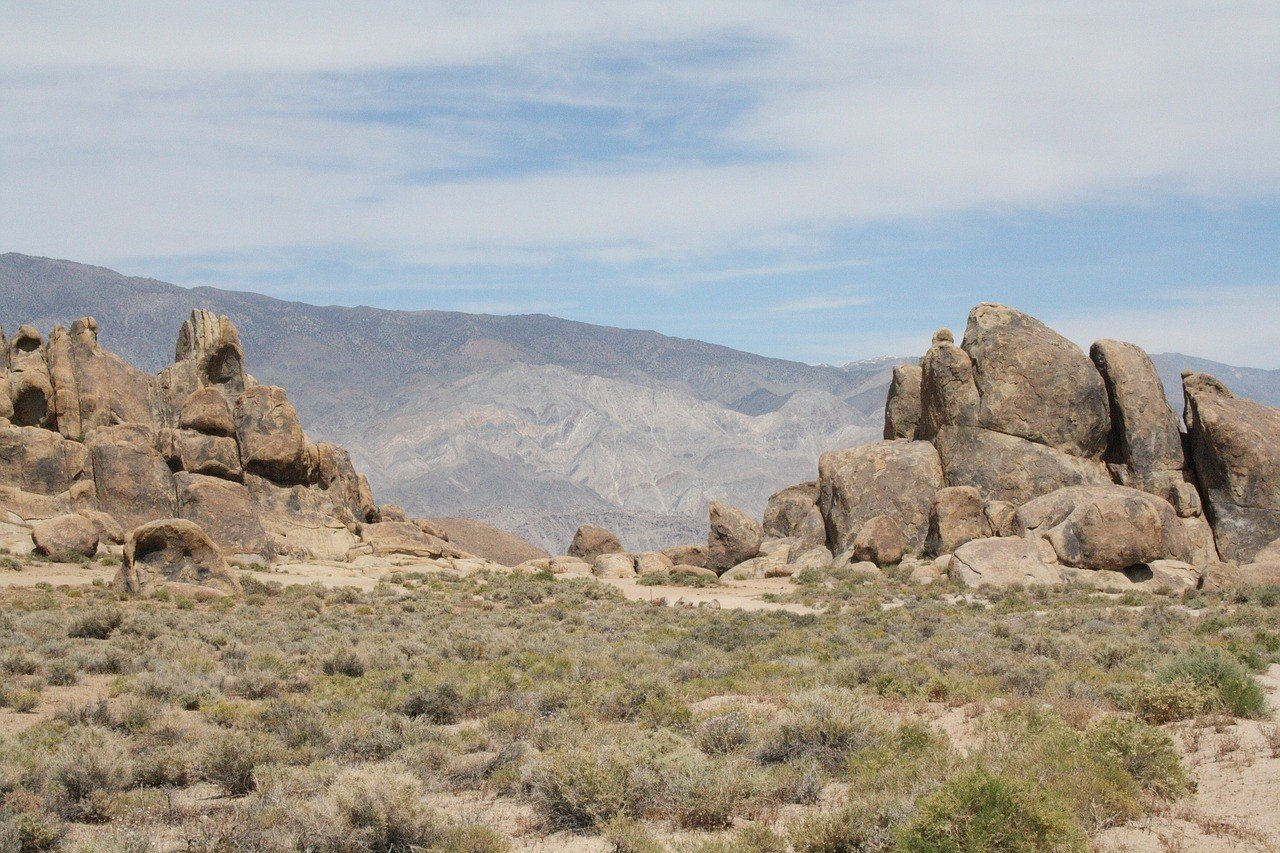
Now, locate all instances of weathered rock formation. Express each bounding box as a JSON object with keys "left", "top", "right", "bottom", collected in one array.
[
  {"left": 706, "top": 501, "right": 762, "bottom": 574},
  {"left": 737, "top": 301, "right": 1280, "bottom": 590},
  {"left": 0, "top": 310, "right": 409, "bottom": 573},
  {"left": 115, "top": 518, "right": 242, "bottom": 597},
  {"left": 568, "top": 524, "right": 624, "bottom": 562}
]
